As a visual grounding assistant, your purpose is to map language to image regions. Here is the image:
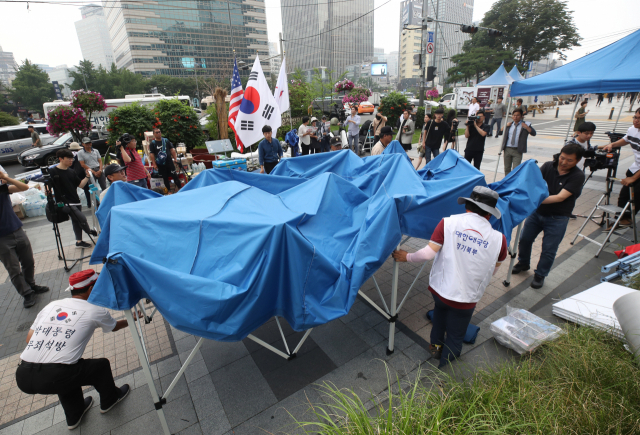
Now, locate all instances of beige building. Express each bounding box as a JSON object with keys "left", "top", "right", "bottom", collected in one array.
[{"left": 399, "top": 29, "right": 427, "bottom": 81}]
